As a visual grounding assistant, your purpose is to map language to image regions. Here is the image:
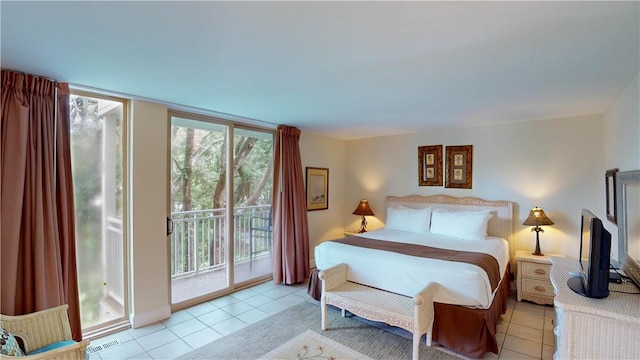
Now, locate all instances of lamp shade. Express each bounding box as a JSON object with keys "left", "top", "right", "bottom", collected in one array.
[
  {"left": 352, "top": 199, "right": 375, "bottom": 216},
  {"left": 523, "top": 207, "right": 554, "bottom": 226}
]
